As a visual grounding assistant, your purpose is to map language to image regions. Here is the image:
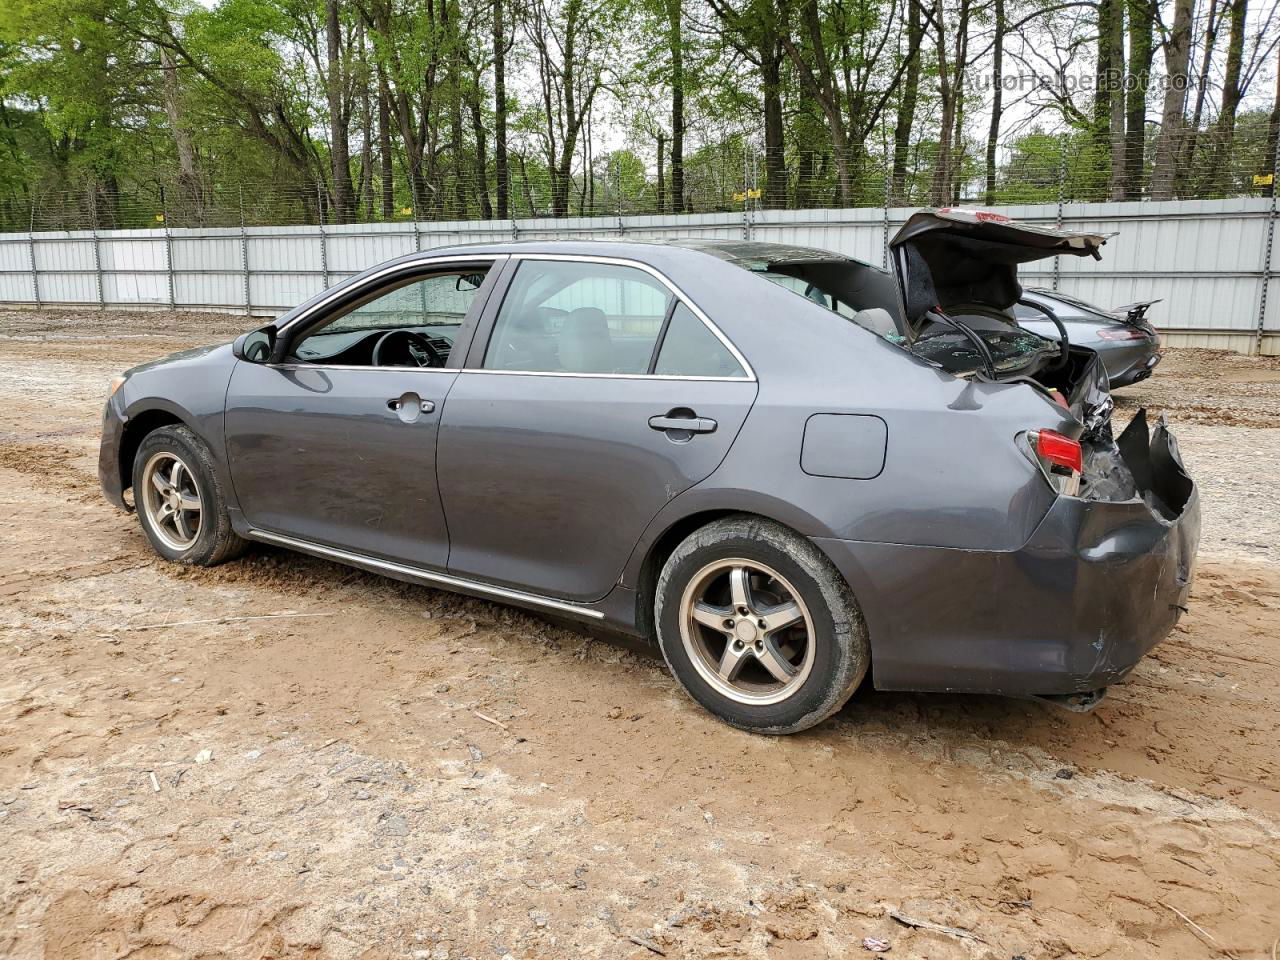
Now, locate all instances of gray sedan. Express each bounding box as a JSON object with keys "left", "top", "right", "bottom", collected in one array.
[
  {"left": 1015, "top": 288, "right": 1162, "bottom": 388},
  {"left": 99, "top": 211, "right": 1199, "bottom": 733}
]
